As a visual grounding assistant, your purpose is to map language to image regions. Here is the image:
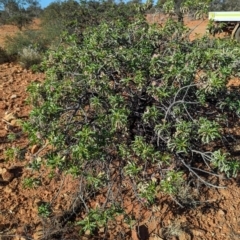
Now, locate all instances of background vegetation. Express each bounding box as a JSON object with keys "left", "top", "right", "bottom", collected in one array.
[
  {"left": 2, "top": 0, "right": 240, "bottom": 67},
  {"left": 2, "top": 0, "right": 143, "bottom": 67},
  {"left": 0, "top": 0, "right": 42, "bottom": 30}
]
